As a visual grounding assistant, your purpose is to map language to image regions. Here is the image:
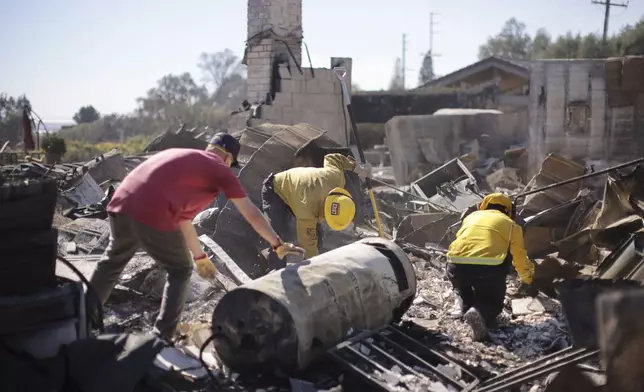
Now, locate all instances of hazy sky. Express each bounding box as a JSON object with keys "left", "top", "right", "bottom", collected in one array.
[{"left": 2, "top": 0, "right": 643, "bottom": 120}]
